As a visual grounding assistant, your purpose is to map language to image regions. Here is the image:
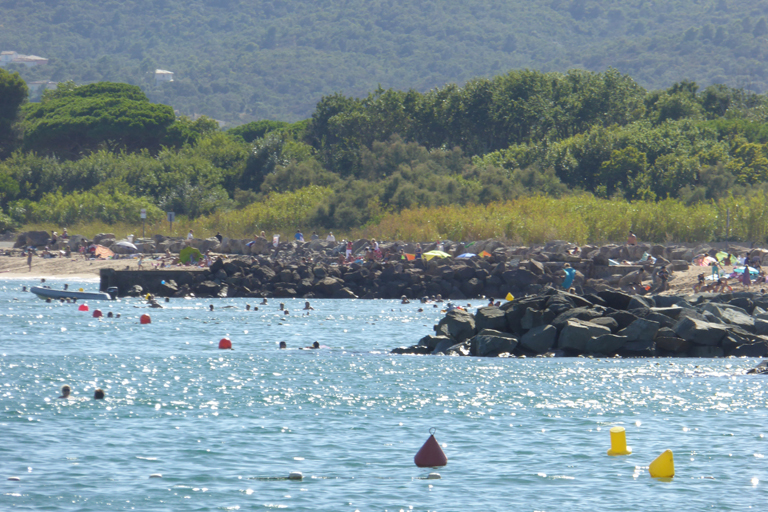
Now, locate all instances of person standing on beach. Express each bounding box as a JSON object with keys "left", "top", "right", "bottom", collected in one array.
[
  {"left": 743, "top": 266, "right": 752, "bottom": 289},
  {"left": 326, "top": 232, "right": 335, "bottom": 242},
  {"left": 27, "top": 250, "right": 34, "bottom": 271},
  {"left": 627, "top": 231, "right": 637, "bottom": 245}
]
